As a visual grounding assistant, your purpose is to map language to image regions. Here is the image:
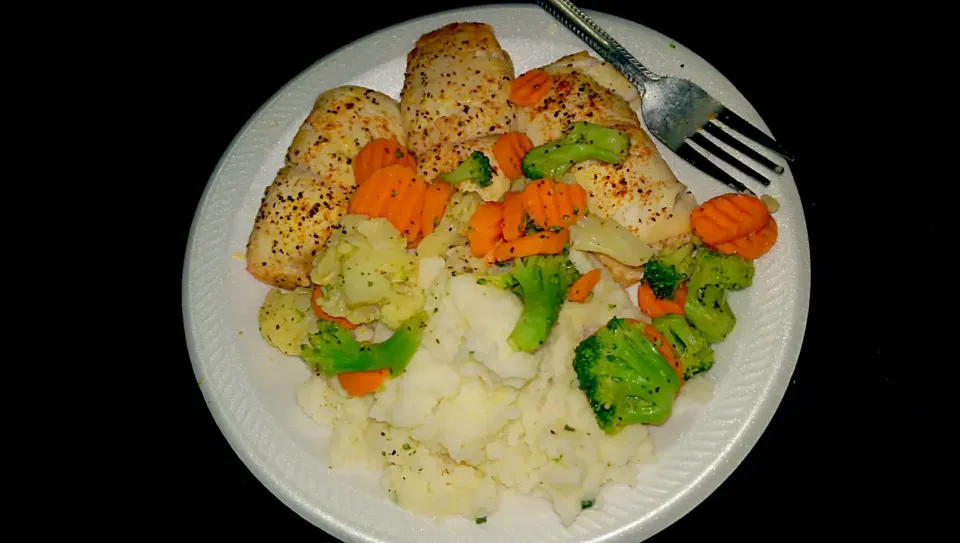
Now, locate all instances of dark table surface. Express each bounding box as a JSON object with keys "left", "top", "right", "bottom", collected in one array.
[{"left": 171, "top": 2, "right": 890, "bottom": 539}]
